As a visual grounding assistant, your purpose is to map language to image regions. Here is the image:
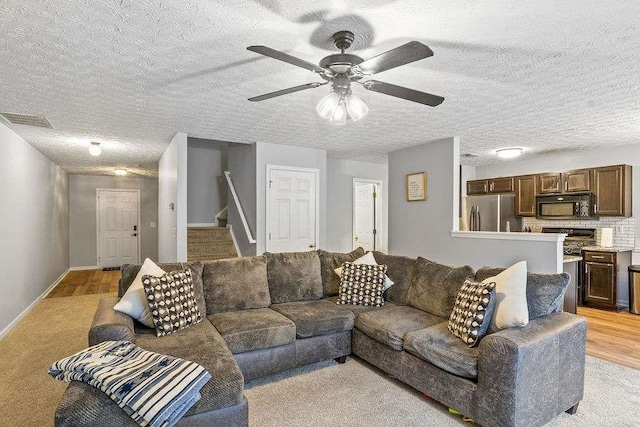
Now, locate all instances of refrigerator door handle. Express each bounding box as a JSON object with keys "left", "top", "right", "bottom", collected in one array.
[
  {"left": 470, "top": 207, "right": 475, "bottom": 231},
  {"left": 477, "top": 209, "right": 481, "bottom": 231}
]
